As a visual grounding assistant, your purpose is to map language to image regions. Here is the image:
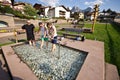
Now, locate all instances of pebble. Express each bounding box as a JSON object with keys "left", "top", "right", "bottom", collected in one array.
[{"left": 13, "top": 41, "right": 87, "bottom": 80}]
